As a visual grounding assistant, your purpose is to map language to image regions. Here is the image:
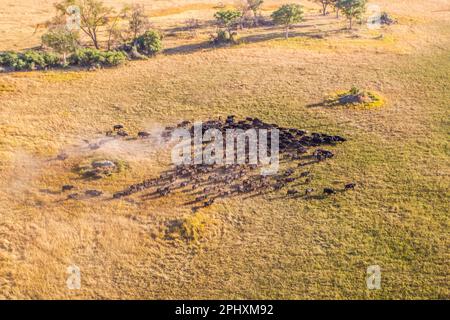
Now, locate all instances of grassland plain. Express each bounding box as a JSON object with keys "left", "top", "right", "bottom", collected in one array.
[{"left": 0, "top": 0, "right": 449, "bottom": 299}]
